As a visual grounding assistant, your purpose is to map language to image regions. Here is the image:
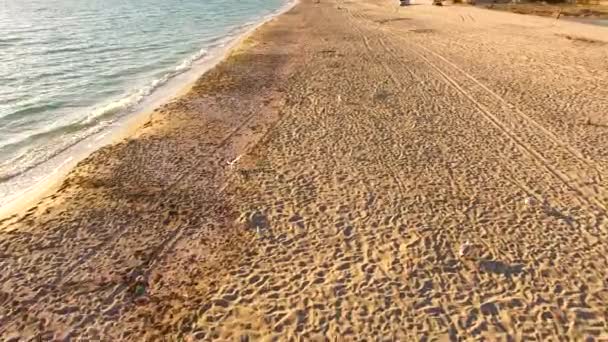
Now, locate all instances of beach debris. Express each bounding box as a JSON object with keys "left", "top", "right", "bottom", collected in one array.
[
  {"left": 458, "top": 240, "right": 474, "bottom": 259},
  {"left": 134, "top": 284, "right": 146, "bottom": 296},
  {"left": 289, "top": 214, "right": 306, "bottom": 231},
  {"left": 131, "top": 275, "right": 147, "bottom": 298},
  {"left": 524, "top": 196, "right": 538, "bottom": 207},
  {"left": 239, "top": 210, "right": 269, "bottom": 235},
  {"left": 251, "top": 211, "right": 268, "bottom": 227},
  {"left": 227, "top": 155, "right": 242, "bottom": 169}
]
